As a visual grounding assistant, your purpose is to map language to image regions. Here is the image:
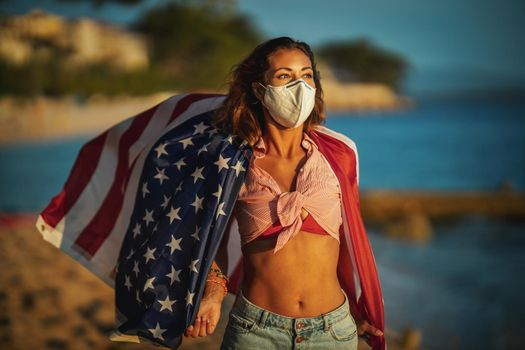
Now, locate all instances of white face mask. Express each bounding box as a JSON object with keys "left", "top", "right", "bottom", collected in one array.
[{"left": 258, "top": 78, "right": 316, "bottom": 129}]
